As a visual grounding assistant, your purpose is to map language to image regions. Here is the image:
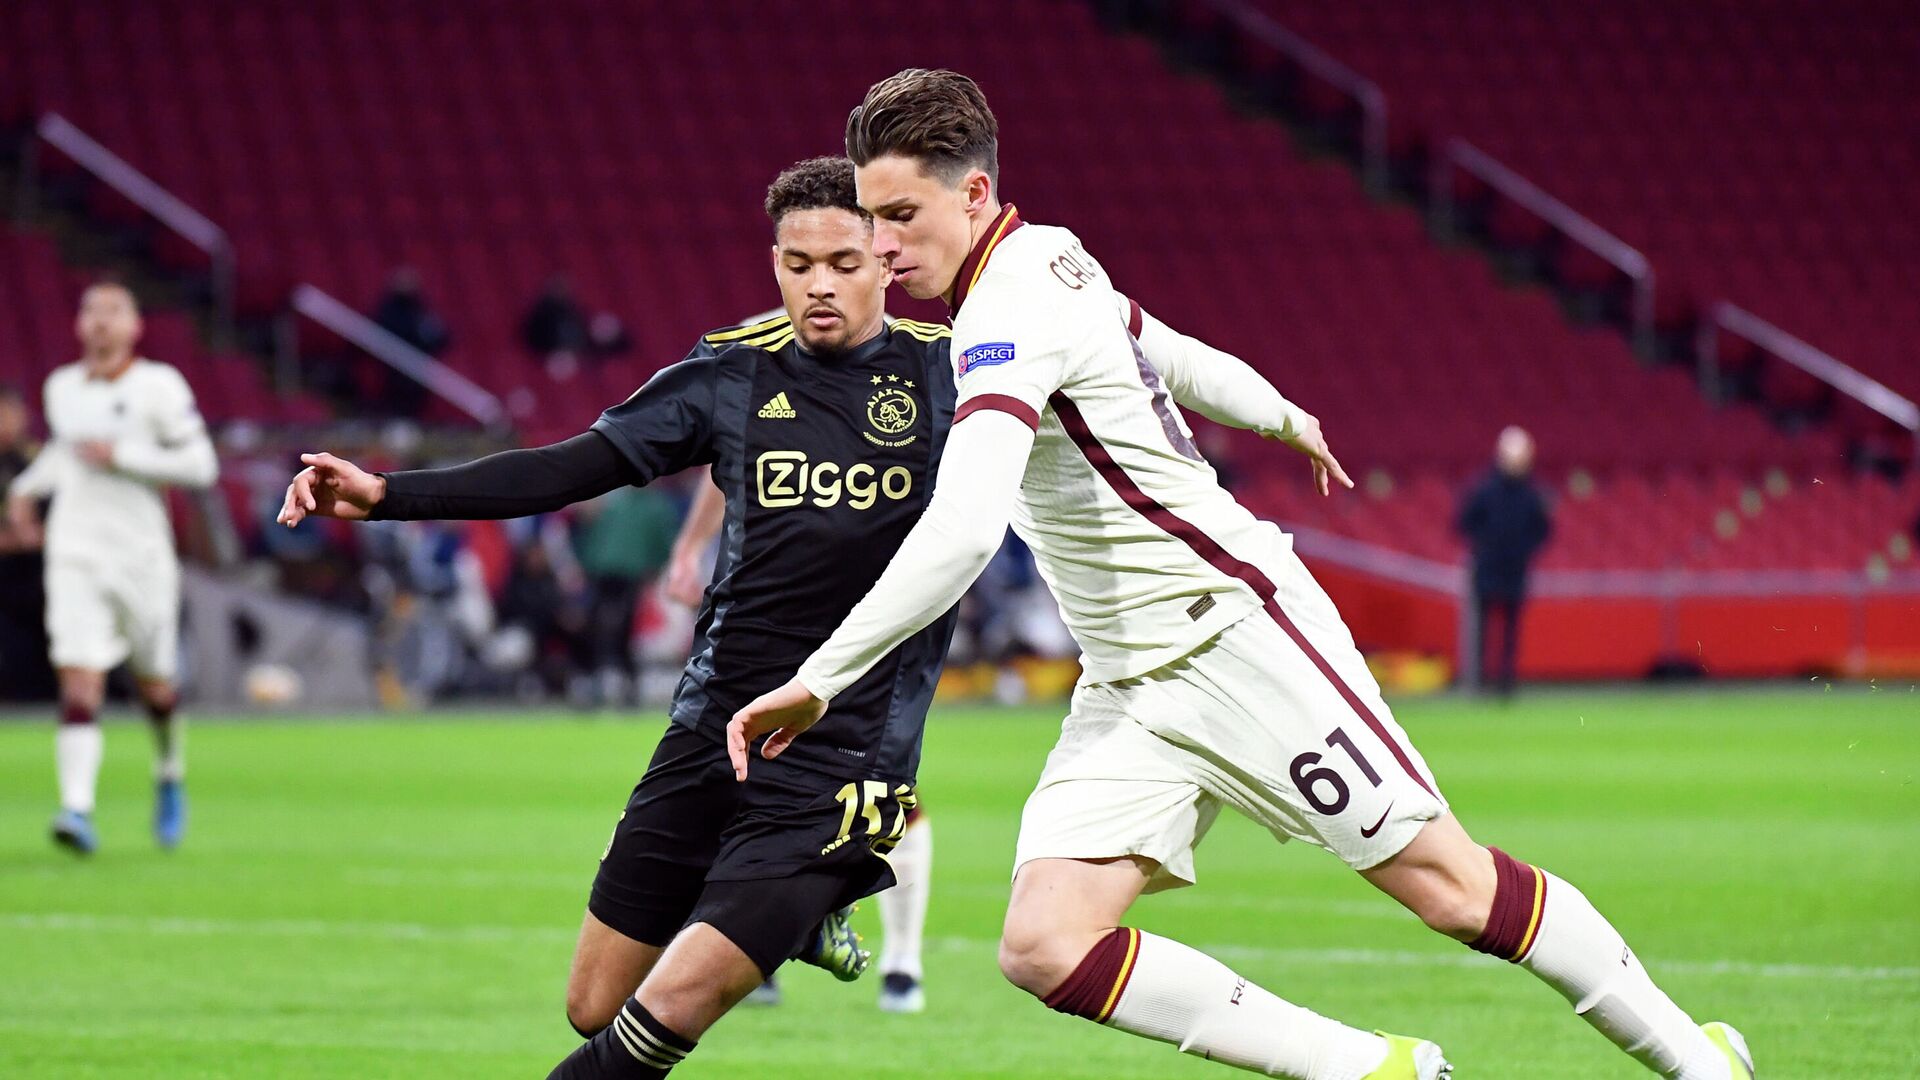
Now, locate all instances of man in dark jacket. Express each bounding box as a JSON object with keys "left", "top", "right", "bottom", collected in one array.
[{"left": 1455, "top": 426, "right": 1552, "bottom": 695}]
